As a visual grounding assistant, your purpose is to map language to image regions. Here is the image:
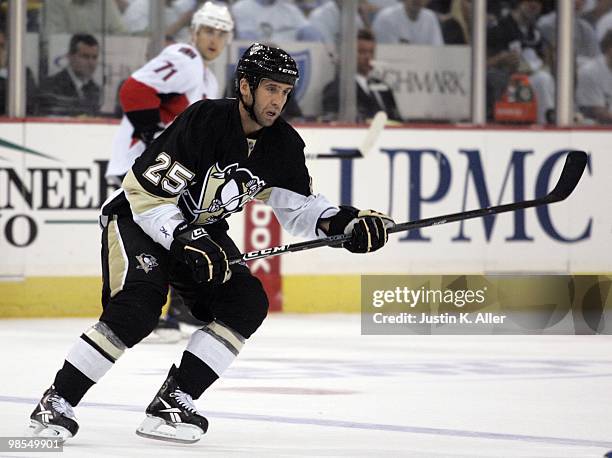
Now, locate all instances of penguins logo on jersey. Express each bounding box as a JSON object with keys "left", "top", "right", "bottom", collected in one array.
[{"left": 180, "top": 162, "right": 265, "bottom": 224}]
